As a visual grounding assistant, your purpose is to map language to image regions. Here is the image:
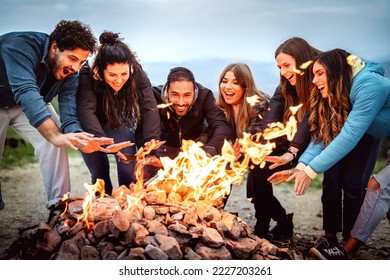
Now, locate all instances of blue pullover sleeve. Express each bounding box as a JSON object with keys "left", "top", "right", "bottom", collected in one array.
[
  {"left": 1, "top": 36, "right": 51, "bottom": 128},
  {"left": 306, "top": 70, "right": 387, "bottom": 174}
]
